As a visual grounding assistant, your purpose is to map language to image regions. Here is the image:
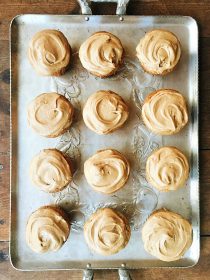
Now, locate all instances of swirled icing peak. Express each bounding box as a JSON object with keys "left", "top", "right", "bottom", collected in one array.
[
  {"left": 26, "top": 206, "right": 70, "bottom": 253},
  {"left": 142, "top": 209, "right": 192, "bottom": 261},
  {"left": 83, "top": 90, "right": 129, "bottom": 135},
  {"left": 146, "top": 146, "right": 189, "bottom": 192},
  {"left": 136, "top": 29, "right": 181, "bottom": 75},
  {"left": 28, "top": 29, "right": 71, "bottom": 76},
  {"left": 27, "top": 92, "right": 74, "bottom": 138},
  {"left": 84, "top": 149, "right": 130, "bottom": 194},
  {"left": 79, "top": 31, "right": 124, "bottom": 77},
  {"left": 142, "top": 89, "right": 188, "bottom": 135},
  {"left": 30, "top": 149, "right": 72, "bottom": 193},
  {"left": 84, "top": 208, "right": 130, "bottom": 255}
]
